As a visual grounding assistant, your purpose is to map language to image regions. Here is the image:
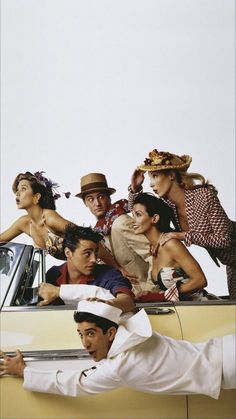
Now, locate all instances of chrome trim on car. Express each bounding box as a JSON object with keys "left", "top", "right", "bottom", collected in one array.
[
  {"left": 41, "top": 249, "right": 46, "bottom": 283},
  {"left": 173, "top": 300, "right": 236, "bottom": 306},
  {"left": 144, "top": 307, "right": 175, "bottom": 315},
  {"left": 1, "top": 349, "right": 90, "bottom": 362},
  {"left": 2, "top": 300, "right": 235, "bottom": 313},
  {"left": 1, "top": 304, "right": 77, "bottom": 312}
]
